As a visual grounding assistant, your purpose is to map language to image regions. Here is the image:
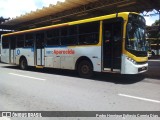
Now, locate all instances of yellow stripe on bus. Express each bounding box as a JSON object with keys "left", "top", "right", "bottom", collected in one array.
[
  {"left": 123, "top": 50, "right": 148, "bottom": 62},
  {"left": 2, "top": 12, "right": 133, "bottom": 37},
  {"left": 2, "top": 23, "right": 69, "bottom": 36}
]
